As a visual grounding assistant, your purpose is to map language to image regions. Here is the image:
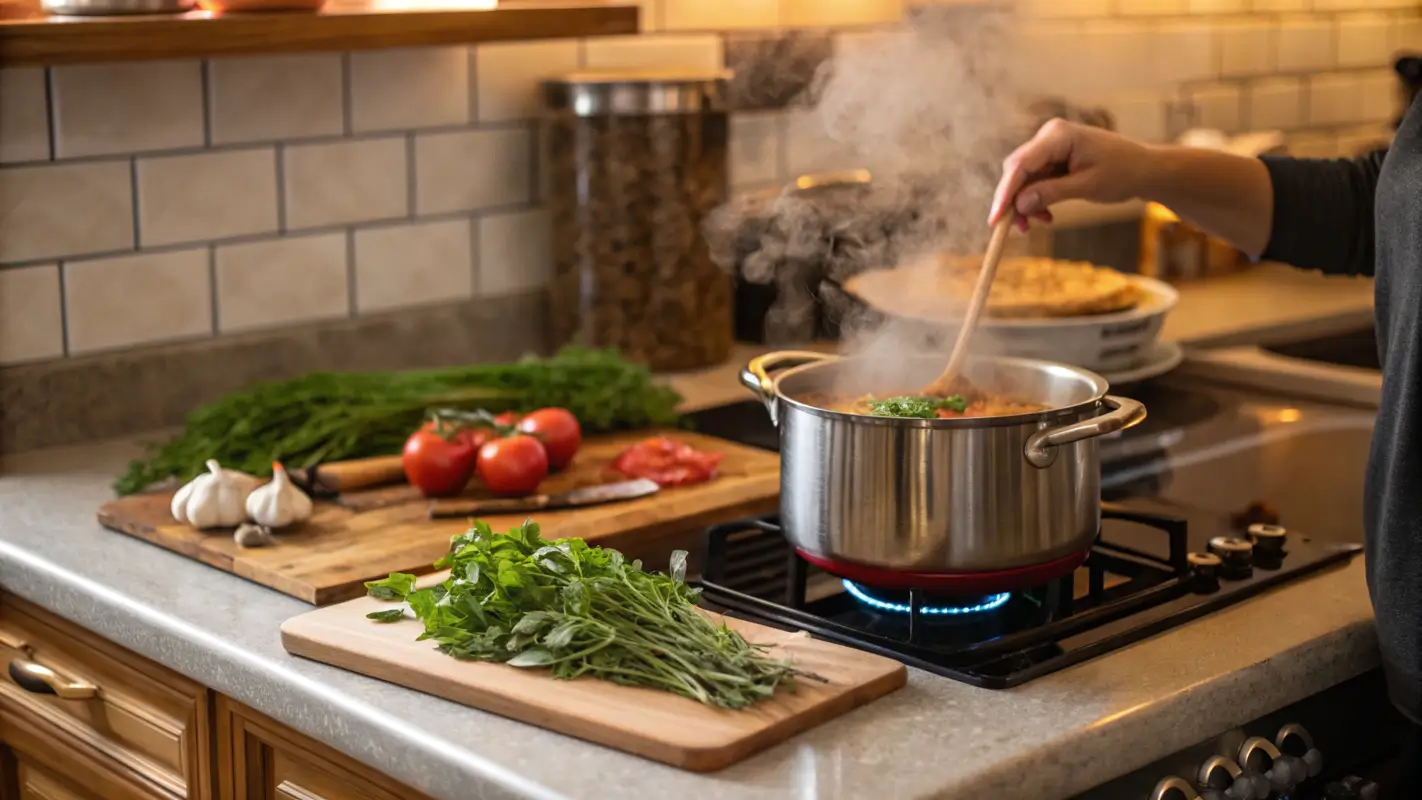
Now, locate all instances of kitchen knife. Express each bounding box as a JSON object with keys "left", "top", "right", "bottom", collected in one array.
[
  {"left": 289, "top": 455, "right": 407, "bottom": 498},
  {"left": 427, "top": 479, "right": 660, "bottom": 519}
]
